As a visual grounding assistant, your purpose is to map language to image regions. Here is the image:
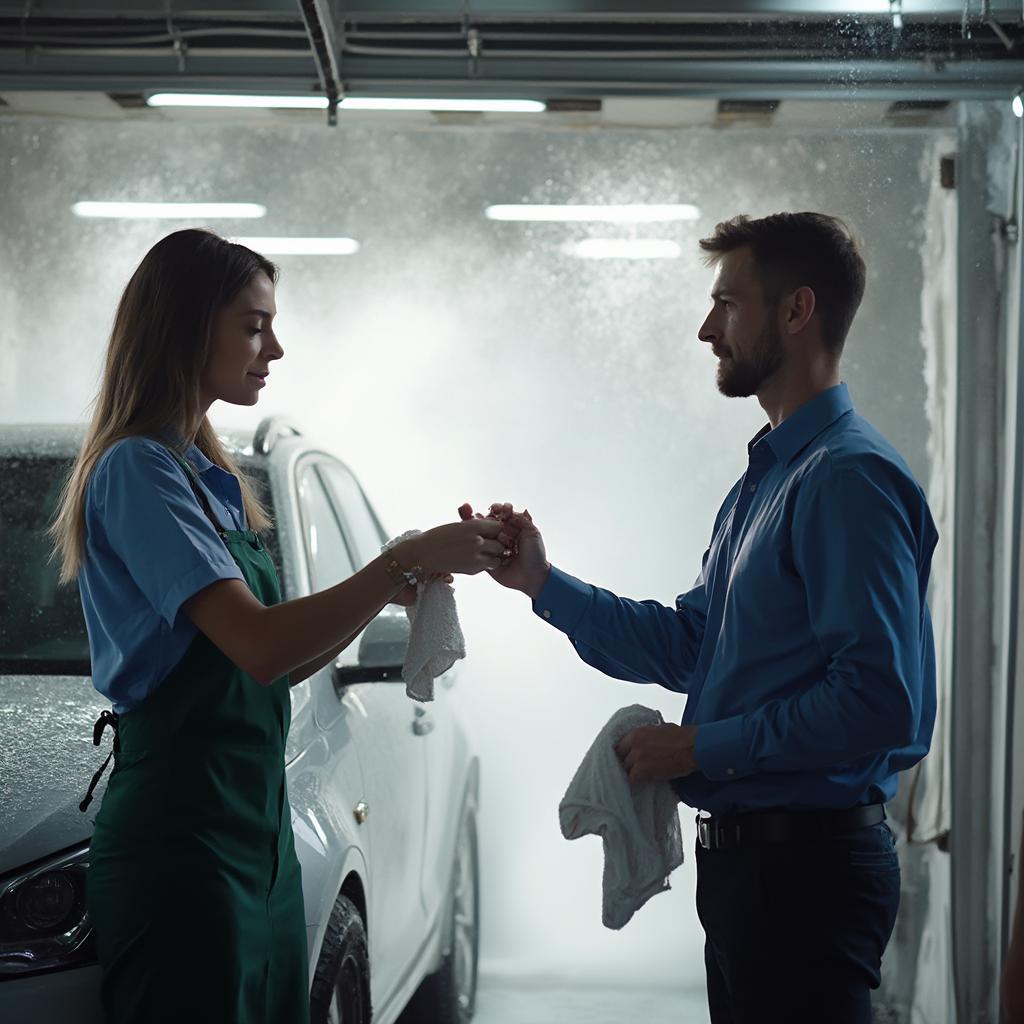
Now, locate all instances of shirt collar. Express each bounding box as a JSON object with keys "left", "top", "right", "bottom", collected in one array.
[
  {"left": 184, "top": 443, "right": 215, "bottom": 473},
  {"left": 748, "top": 382, "right": 854, "bottom": 467},
  {"left": 152, "top": 429, "right": 216, "bottom": 474}
]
